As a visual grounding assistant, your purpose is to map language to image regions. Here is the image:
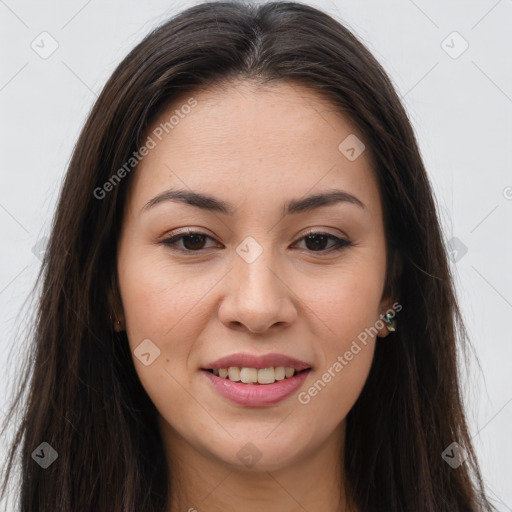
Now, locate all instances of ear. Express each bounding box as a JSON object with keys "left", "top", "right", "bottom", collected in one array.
[
  {"left": 377, "top": 250, "right": 402, "bottom": 338},
  {"left": 106, "top": 270, "right": 125, "bottom": 332}
]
